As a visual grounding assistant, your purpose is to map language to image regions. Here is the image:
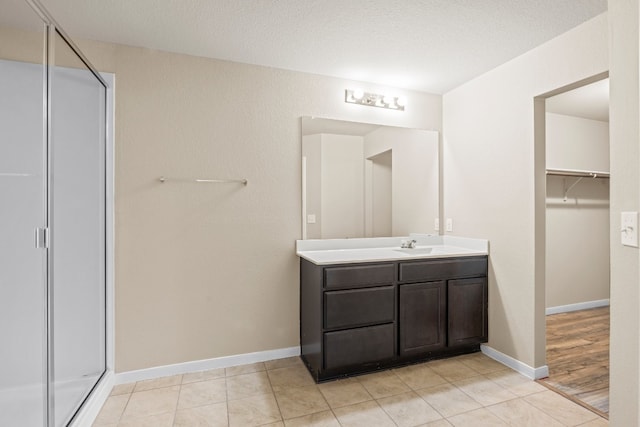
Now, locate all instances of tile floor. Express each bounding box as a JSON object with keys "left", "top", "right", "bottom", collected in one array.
[{"left": 93, "top": 353, "right": 609, "bottom": 427}]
